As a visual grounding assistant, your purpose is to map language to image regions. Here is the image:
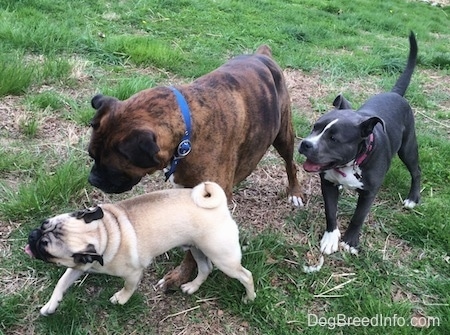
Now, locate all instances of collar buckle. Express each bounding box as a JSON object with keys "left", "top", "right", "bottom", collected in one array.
[{"left": 164, "top": 87, "right": 192, "bottom": 181}]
